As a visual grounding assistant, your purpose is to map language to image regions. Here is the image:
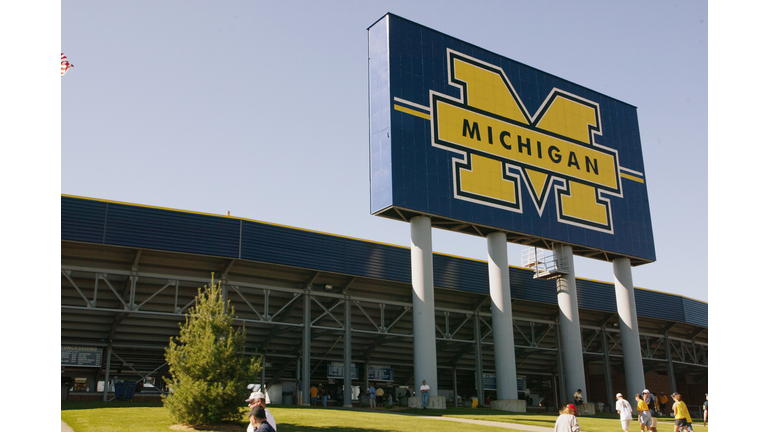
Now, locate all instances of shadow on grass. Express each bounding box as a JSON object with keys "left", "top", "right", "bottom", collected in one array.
[
  {"left": 398, "top": 407, "right": 557, "bottom": 417},
  {"left": 387, "top": 407, "right": 563, "bottom": 427},
  {"left": 274, "top": 425, "right": 406, "bottom": 432},
  {"left": 62, "top": 401, "right": 164, "bottom": 410}
]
